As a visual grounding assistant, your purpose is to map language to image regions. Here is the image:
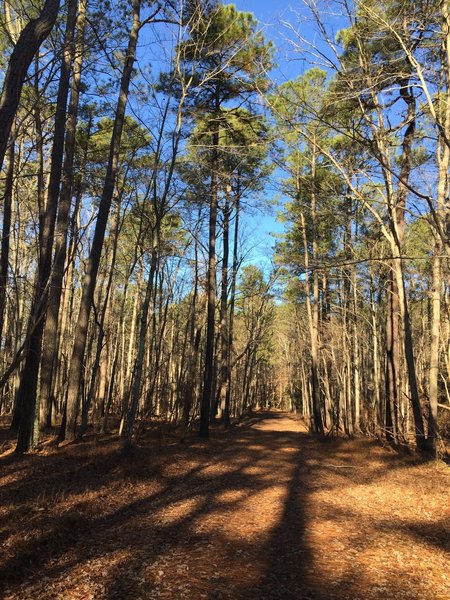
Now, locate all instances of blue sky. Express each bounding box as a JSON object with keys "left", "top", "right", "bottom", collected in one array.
[
  {"left": 229, "top": 1, "right": 344, "bottom": 270},
  {"left": 232, "top": 1, "right": 297, "bottom": 269},
  {"left": 233, "top": 0, "right": 291, "bottom": 22},
  {"left": 232, "top": 0, "right": 301, "bottom": 83}
]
